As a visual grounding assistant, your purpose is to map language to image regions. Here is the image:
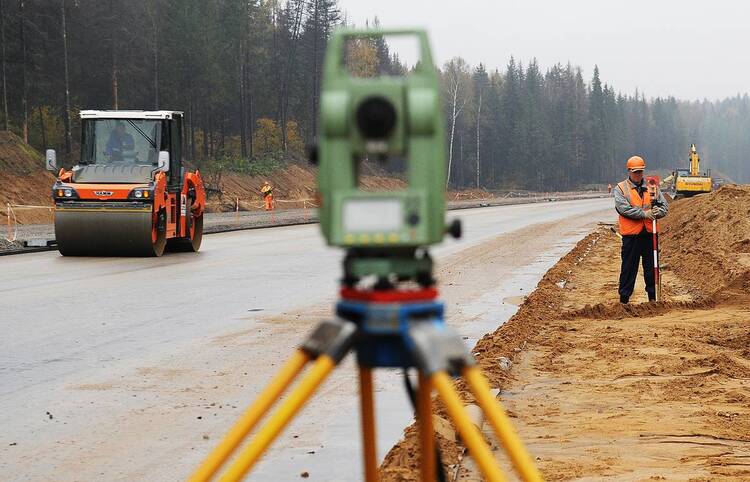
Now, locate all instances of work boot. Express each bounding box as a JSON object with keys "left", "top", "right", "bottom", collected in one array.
[{"left": 620, "top": 295, "right": 629, "bottom": 304}]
